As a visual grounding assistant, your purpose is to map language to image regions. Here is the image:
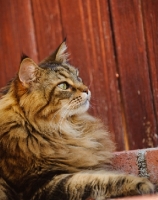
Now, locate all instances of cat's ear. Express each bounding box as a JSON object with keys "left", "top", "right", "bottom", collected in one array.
[
  {"left": 19, "top": 58, "right": 39, "bottom": 87},
  {"left": 40, "top": 39, "right": 69, "bottom": 64},
  {"left": 54, "top": 40, "right": 69, "bottom": 63}
]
